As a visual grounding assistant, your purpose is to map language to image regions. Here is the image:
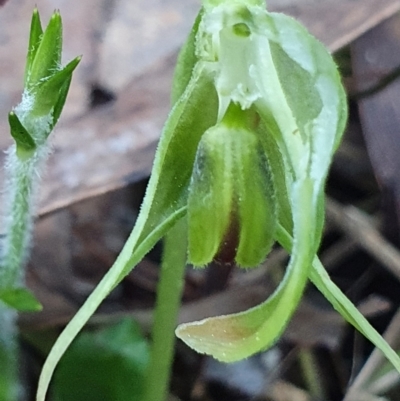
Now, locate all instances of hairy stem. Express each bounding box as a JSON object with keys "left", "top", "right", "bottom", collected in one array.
[
  {"left": 0, "top": 307, "right": 19, "bottom": 401},
  {"left": 1, "top": 144, "right": 48, "bottom": 288},
  {"left": 0, "top": 143, "right": 49, "bottom": 401}
]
